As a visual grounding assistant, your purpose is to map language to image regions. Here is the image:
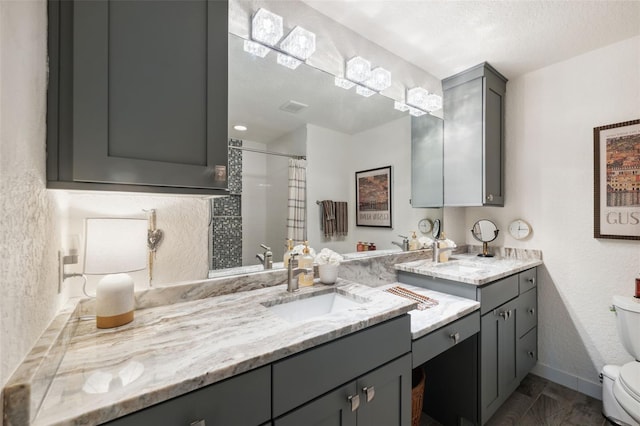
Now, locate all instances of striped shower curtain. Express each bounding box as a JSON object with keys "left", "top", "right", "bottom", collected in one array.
[{"left": 287, "top": 159, "right": 307, "bottom": 244}]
